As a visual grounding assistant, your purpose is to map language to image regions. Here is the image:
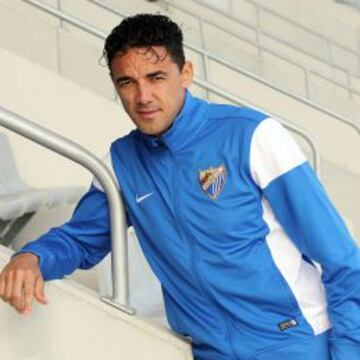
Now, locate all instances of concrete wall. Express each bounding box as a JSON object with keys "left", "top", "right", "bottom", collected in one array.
[{"left": 0, "top": 246, "right": 193, "bottom": 360}]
